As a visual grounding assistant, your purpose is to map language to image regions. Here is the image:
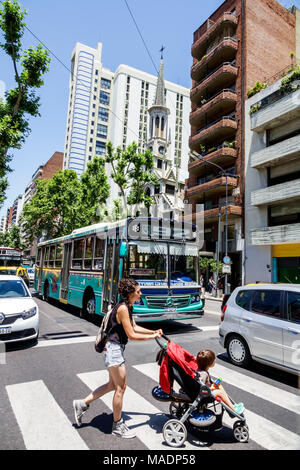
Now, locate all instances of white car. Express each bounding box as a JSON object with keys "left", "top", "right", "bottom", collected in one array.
[
  {"left": 26, "top": 267, "right": 35, "bottom": 285},
  {"left": 219, "top": 283, "right": 300, "bottom": 375},
  {"left": 0, "top": 275, "right": 39, "bottom": 343}
]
